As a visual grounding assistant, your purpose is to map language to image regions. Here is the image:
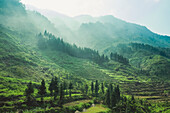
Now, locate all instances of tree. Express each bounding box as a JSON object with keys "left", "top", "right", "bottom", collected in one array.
[
  {"left": 59, "top": 83, "right": 64, "bottom": 107},
  {"left": 131, "top": 95, "right": 135, "bottom": 101},
  {"left": 49, "top": 78, "right": 54, "bottom": 96},
  {"left": 68, "top": 82, "right": 73, "bottom": 97},
  {"left": 101, "top": 83, "right": 104, "bottom": 94},
  {"left": 111, "top": 91, "right": 116, "bottom": 108},
  {"left": 85, "top": 84, "right": 88, "bottom": 95},
  {"left": 110, "top": 52, "right": 113, "bottom": 60},
  {"left": 105, "top": 88, "right": 110, "bottom": 107},
  {"left": 63, "top": 81, "right": 67, "bottom": 95},
  {"left": 25, "top": 82, "right": 34, "bottom": 106},
  {"left": 38, "top": 79, "right": 46, "bottom": 103},
  {"left": 115, "top": 85, "right": 120, "bottom": 102},
  {"left": 54, "top": 77, "right": 59, "bottom": 100},
  {"left": 105, "top": 56, "right": 109, "bottom": 62},
  {"left": 44, "top": 30, "right": 47, "bottom": 36},
  {"left": 109, "top": 83, "right": 113, "bottom": 93},
  {"left": 91, "top": 82, "right": 94, "bottom": 94},
  {"left": 95, "top": 80, "right": 99, "bottom": 97}
]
